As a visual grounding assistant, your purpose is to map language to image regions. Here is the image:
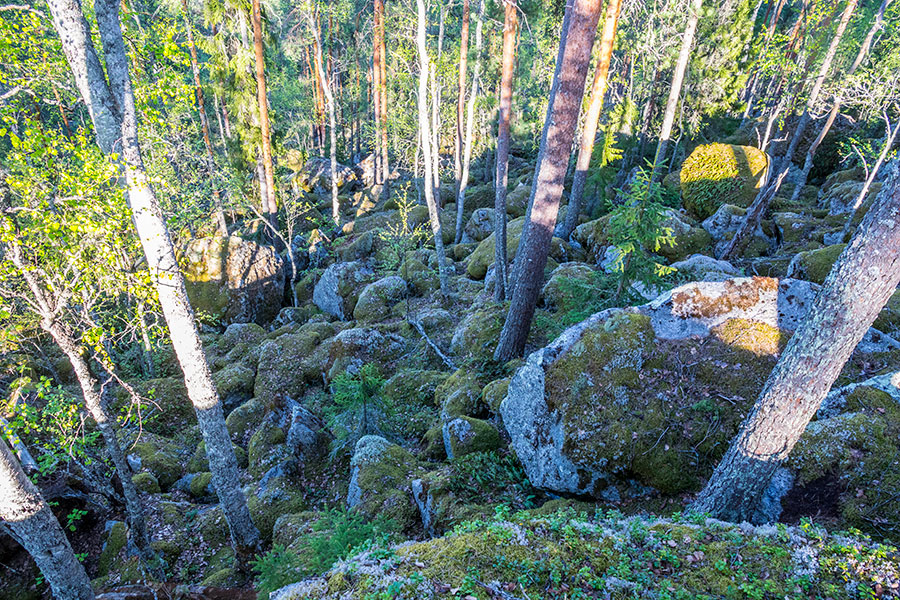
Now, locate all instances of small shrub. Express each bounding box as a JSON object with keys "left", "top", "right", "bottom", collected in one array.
[
  {"left": 326, "top": 363, "right": 391, "bottom": 456},
  {"left": 449, "top": 450, "right": 537, "bottom": 508}
]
